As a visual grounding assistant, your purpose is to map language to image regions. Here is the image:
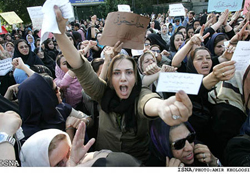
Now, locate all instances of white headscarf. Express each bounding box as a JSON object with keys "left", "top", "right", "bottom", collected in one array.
[{"left": 20, "top": 129, "right": 70, "bottom": 167}]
